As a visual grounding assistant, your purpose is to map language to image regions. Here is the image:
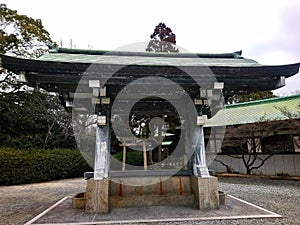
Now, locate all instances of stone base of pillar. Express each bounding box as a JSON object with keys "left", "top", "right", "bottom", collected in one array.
[
  {"left": 85, "top": 178, "right": 109, "bottom": 214},
  {"left": 191, "top": 176, "right": 219, "bottom": 210}
]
